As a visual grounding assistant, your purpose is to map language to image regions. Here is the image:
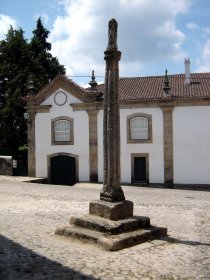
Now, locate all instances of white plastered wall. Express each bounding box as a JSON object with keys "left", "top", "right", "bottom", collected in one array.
[
  {"left": 173, "top": 106, "right": 210, "bottom": 184},
  {"left": 35, "top": 89, "right": 89, "bottom": 181},
  {"left": 98, "top": 107, "right": 164, "bottom": 184}
]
